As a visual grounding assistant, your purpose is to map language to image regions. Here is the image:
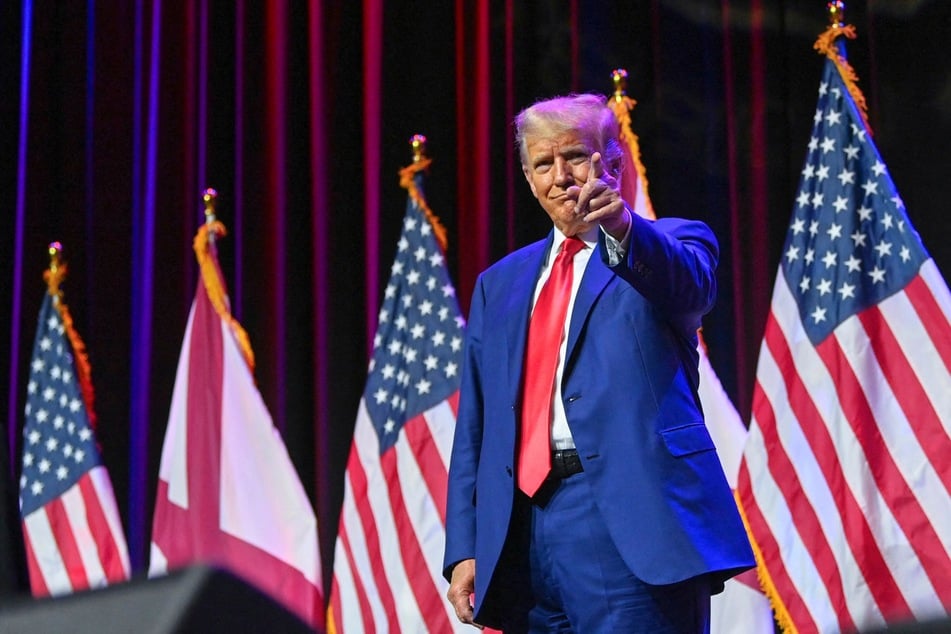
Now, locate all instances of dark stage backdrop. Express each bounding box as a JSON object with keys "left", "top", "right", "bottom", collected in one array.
[{"left": 2, "top": 0, "right": 950, "bottom": 595}]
